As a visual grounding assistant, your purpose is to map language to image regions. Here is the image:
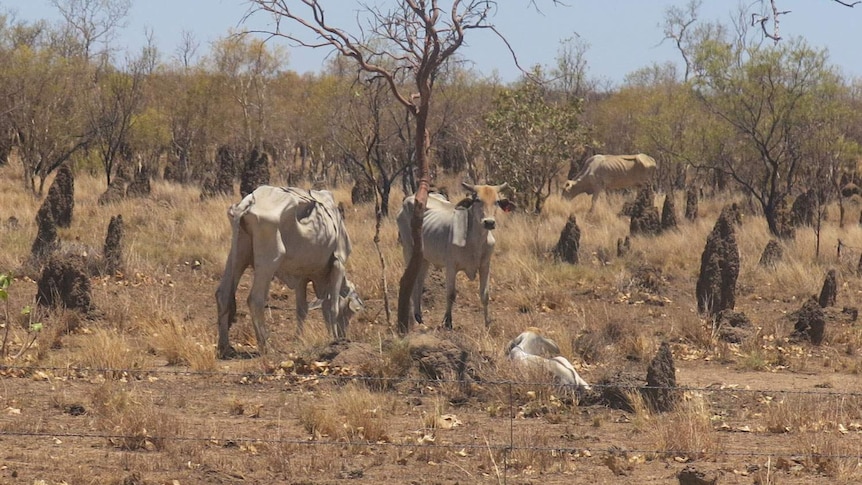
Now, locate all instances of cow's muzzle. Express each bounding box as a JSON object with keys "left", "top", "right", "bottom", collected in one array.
[{"left": 482, "top": 218, "right": 496, "bottom": 230}]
